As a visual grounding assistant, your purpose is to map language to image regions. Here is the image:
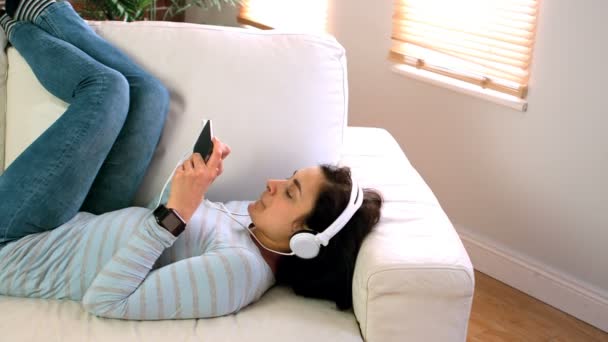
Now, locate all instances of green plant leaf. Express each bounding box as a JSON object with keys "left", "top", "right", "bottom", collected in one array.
[{"left": 75, "top": 0, "right": 238, "bottom": 21}]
